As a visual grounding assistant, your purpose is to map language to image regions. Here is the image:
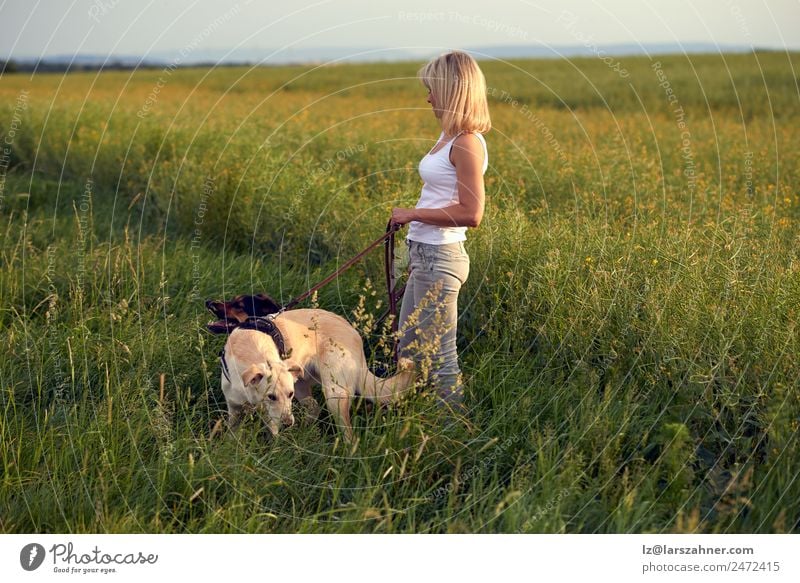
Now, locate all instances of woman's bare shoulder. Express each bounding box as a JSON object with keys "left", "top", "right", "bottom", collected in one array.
[{"left": 450, "top": 132, "right": 485, "bottom": 165}]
